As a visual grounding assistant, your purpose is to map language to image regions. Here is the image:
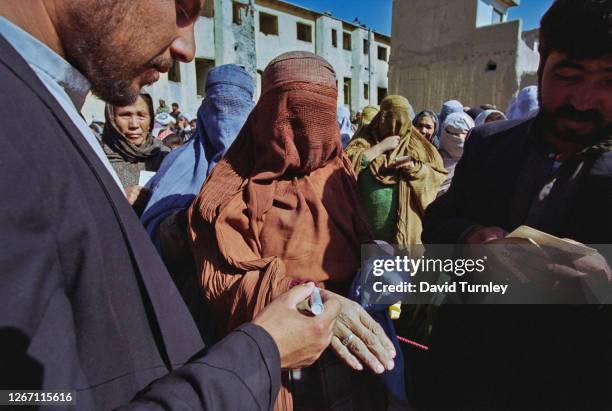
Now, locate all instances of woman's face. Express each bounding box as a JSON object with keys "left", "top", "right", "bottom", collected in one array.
[
  {"left": 113, "top": 96, "right": 151, "bottom": 146},
  {"left": 415, "top": 115, "right": 436, "bottom": 142}
]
